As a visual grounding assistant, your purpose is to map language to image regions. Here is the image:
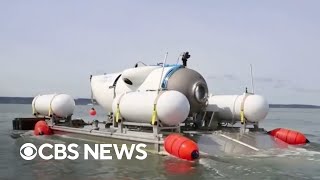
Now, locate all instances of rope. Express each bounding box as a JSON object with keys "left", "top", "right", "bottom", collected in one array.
[
  {"left": 89, "top": 75, "right": 95, "bottom": 109},
  {"left": 240, "top": 93, "right": 250, "bottom": 124},
  {"left": 115, "top": 93, "right": 128, "bottom": 123},
  {"left": 151, "top": 91, "right": 165, "bottom": 125}
]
